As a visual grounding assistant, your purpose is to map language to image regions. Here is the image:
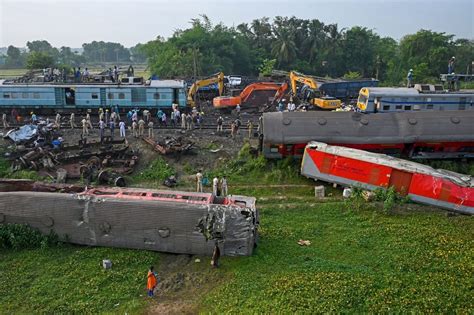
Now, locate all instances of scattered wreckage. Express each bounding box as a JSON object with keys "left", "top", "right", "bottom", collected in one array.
[
  {"left": 0, "top": 179, "right": 259, "bottom": 256},
  {"left": 301, "top": 142, "right": 473, "bottom": 215},
  {"left": 142, "top": 136, "right": 195, "bottom": 155},
  {"left": 3, "top": 123, "right": 139, "bottom": 185}
]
